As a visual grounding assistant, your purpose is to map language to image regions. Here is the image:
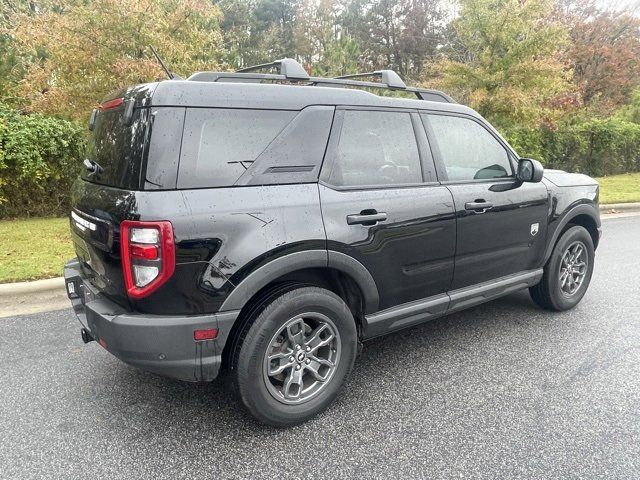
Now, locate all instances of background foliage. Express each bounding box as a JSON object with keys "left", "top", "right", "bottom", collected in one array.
[
  {"left": 505, "top": 119, "right": 640, "bottom": 176},
  {"left": 0, "top": 0, "right": 639, "bottom": 218},
  {"left": 7, "top": 0, "right": 223, "bottom": 118},
  {"left": 0, "top": 105, "right": 84, "bottom": 217},
  {"left": 426, "top": 0, "right": 569, "bottom": 130}
]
